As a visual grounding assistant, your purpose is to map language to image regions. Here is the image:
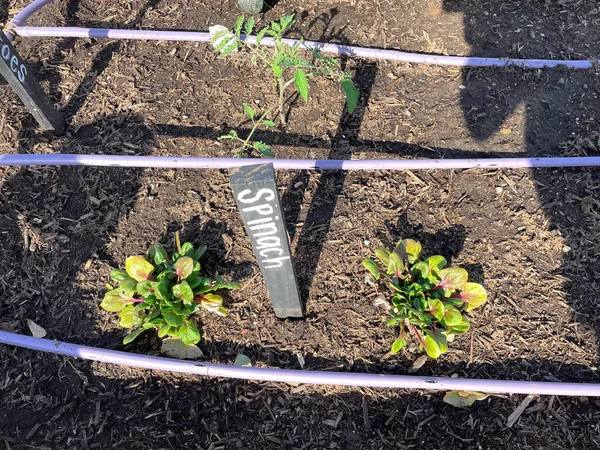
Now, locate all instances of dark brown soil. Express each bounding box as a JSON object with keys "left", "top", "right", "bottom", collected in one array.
[{"left": 2, "top": 0, "right": 600, "bottom": 448}]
